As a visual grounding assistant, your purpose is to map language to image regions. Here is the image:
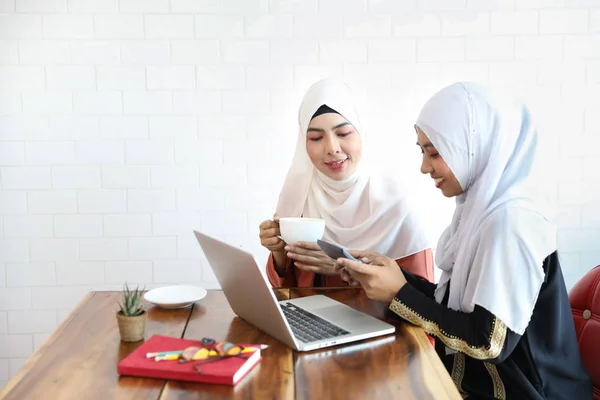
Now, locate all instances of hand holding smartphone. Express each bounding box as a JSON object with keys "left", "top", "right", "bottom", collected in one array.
[{"left": 317, "top": 239, "right": 361, "bottom": 263}]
